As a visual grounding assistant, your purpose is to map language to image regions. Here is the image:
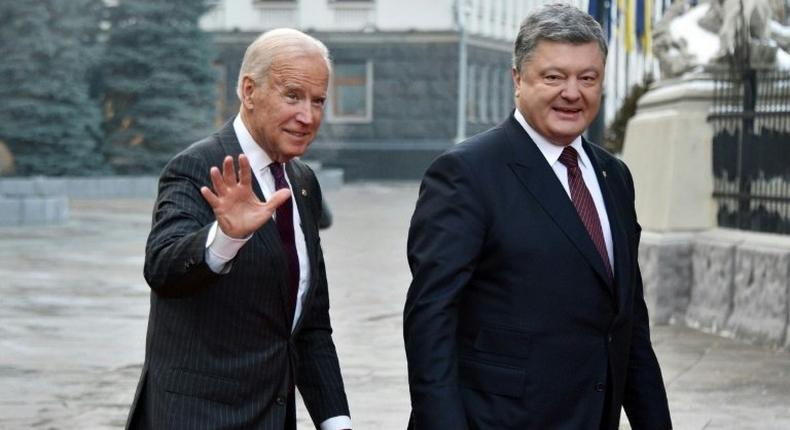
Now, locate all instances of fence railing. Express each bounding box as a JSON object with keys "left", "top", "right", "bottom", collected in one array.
[{"left": 708, "top": 68, "right": 790, "bottom": 234}]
